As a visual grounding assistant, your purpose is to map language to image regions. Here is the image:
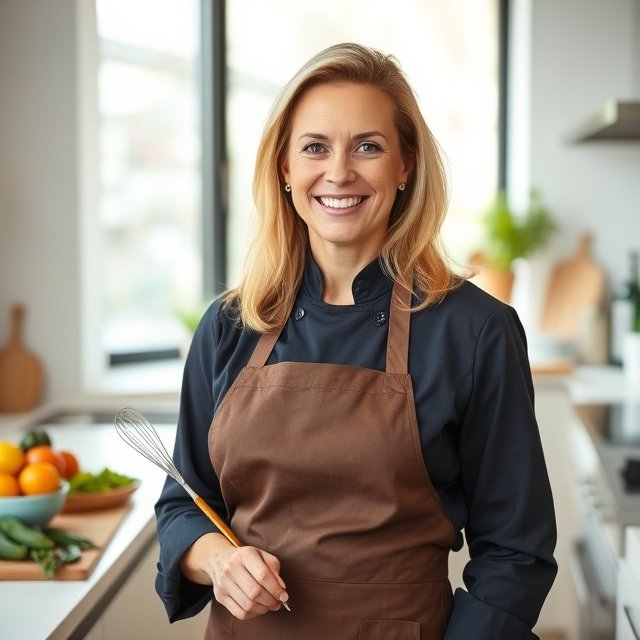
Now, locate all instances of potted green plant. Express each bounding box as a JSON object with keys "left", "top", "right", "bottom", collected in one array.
[
  {"left": 471, "top": 189, "right": 556, "bottom": 302},
  {"left": 174, "top": 301, "right": 212, "bottom": 356}
]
